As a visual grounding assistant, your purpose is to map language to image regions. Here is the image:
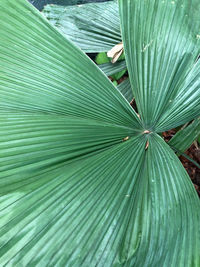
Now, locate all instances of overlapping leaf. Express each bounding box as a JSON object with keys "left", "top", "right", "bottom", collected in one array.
[
  {"left": 0, "top": 0, "right": 140, "bottom": 128},
  {"left": 0, "top": 0, "right": 200, "bottom": 266},
  {"left": 0, "top": 135, "right": 145, "bottom": 266},
  {"left": 98, "top": 60, "right": 126, "bottom": 76},
  {"left": 42, "top": 1, "right": 121, "bottom": 52},
  {"left": 117, "top": 78, "right": 133, "bottom": 103},
  {"left": 1, "top": 130, "right": 200, "bottom": 266},
  {"left": 119, "top": 0, "right": 200, "bottom": 131},
  {"left": 42, "top": 1, "right": 132, "bottom": 101},
  {"left": 169, "top": 117, "right": 200, "bottom": 152}
]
